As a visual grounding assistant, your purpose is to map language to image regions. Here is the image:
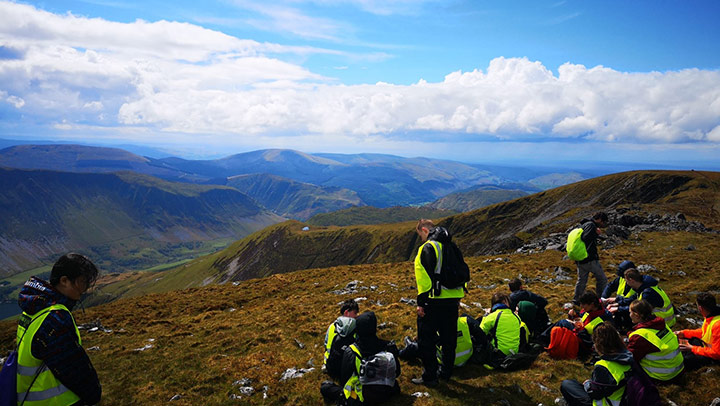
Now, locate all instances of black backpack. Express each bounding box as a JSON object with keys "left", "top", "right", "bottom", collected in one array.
[{"left": 429, "top": 239, "right": 470, "bottom": 296}]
